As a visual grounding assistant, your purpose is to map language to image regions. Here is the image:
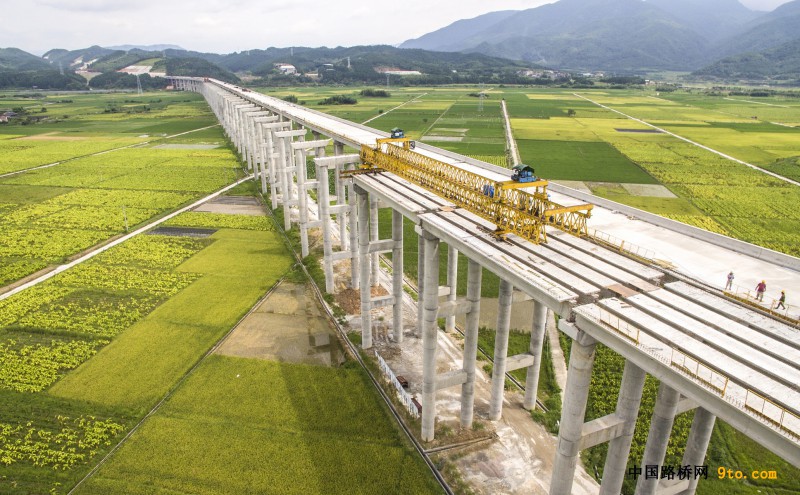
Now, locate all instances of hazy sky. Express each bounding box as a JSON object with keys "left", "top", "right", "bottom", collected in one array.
[{"left": 2, "top": 0, "right": 794, "bottom": 56}]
